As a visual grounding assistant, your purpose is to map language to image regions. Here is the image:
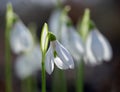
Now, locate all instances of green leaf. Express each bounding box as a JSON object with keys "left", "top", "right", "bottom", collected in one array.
[
  {"left": 40, "top": 23, "right": 49, "bottom": 54},
  {"left": 77, "top": 8, "right": 90, "bottom": 40}
]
